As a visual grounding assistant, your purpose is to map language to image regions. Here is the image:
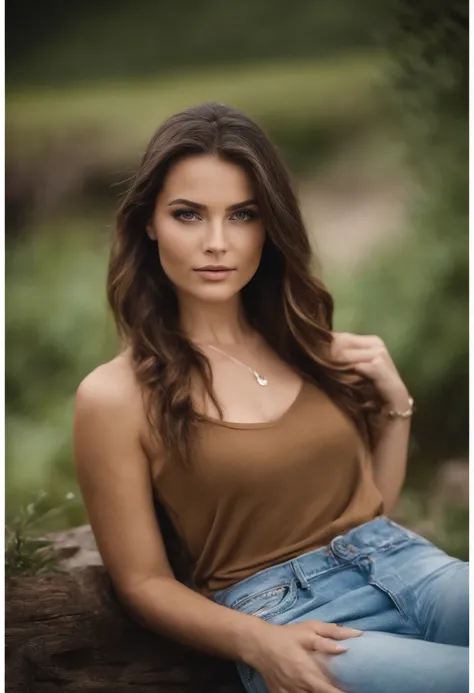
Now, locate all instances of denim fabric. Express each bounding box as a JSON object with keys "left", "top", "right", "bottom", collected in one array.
[{"left": 210, "top": 516, "right": 469, "bottom": 693}]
